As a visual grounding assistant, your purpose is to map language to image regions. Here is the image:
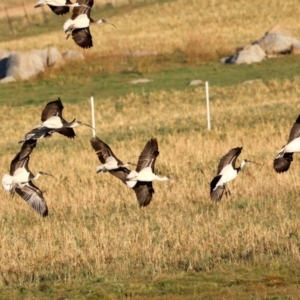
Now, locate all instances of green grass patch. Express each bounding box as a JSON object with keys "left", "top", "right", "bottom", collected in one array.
[
  {"left": 1, "top": 54, "right": 300, "bottom": 107},
  {"left": 1, "top": 267, "right": 299, "bottom": 299}
]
